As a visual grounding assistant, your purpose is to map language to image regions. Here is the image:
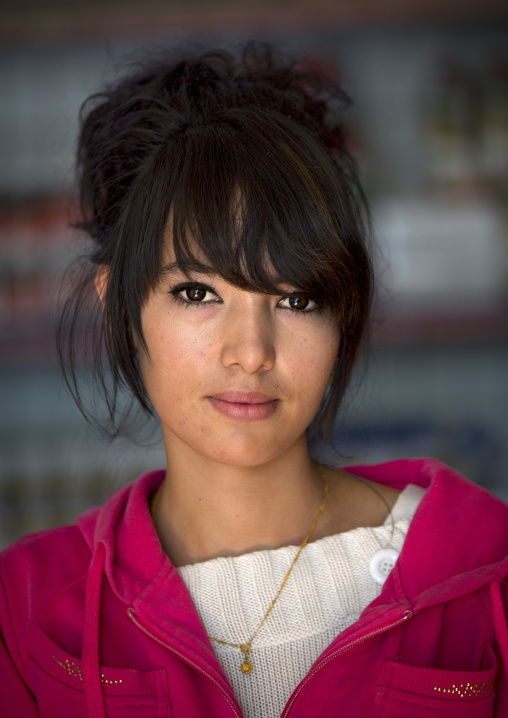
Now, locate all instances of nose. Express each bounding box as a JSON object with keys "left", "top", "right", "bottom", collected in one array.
[{"left": 220, "top": 297, "right": 276, "bottom": 374}]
